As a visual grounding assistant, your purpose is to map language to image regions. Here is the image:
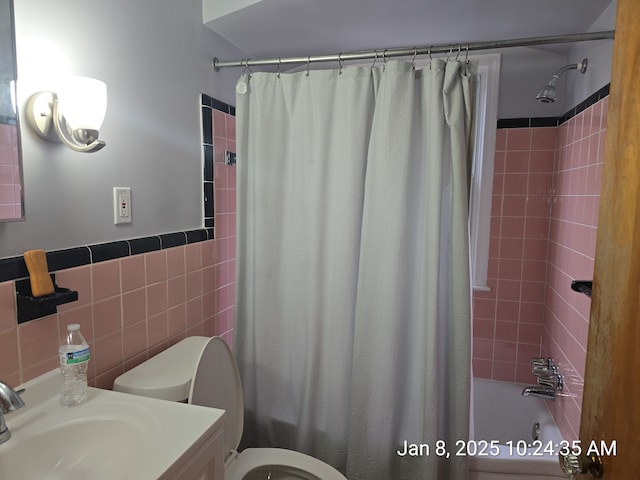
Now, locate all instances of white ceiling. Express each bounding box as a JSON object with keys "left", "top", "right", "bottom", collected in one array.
[{"left": 204, "top": 0, "right": 615, "bottom": 62}]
